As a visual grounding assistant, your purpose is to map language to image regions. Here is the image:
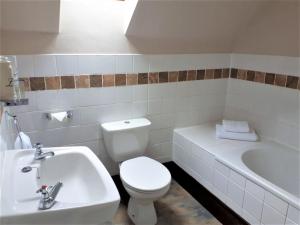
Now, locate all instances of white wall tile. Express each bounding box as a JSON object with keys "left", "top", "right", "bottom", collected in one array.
[
  {"left": 261, "top": 203, "right": 286, "bottom": 225},
  {"left": 149, "top": 55, "right": 186, "bottom": 72},
  {"left": 225, "top": 78, "right": 299, "bottom": 149},
  {"left": 148, "top": 99, "right": 162, "bottom": 115},
  {"left": 231, "top": 54, "right": 300, "bottom": 77},
  {"left": 78, "top": 87, "right": 116, "bottom": 107},
  {"left": 16, "top": 110, "right": 80, "bottom": 132},
  {"left": 132, "top": 101, "right": 148, "bottom": 118},
  {"left": 213, "top": 170, "right": 228, "bottom": 194},
  {"left": 193, "top": 54, "right": 231, "bottom": 69},
  {"left": 229, "top": 169, "right": 246, "bottom": 188},
  {"left": 6, "top": 53, "right": 299, "bottom": 177},
  {"left": 264, "top": 191, "right": 288, "bottom": 215},
  {"left": 56, "top": 55, "right": 78, "bottom": 75},
  {"left": 162, "top": 98, "right": 176, "bottom": 114},
  {"left": 99, "top": 87, "right": 116, "bottom": 105},
  {"left": 57, "top": 89, "right": 80, "bottom": 109},
  {"left": 35, "top": 89, "right": 79, "bottom": 110},
  {"left": 78, "top": 88, "right": 101, "bottom": 107},
  {"left": 79, "top": 105, "right": 102, "bottom": 125},
  {"left": 78, "top": 55, "right": 98, "bottom": 74},
  {"left": 243, "top": 191, "right": 264, "bottom": 220},
  {"left": 215, "top": 161, "right": 231, "bottom": 177},
  {"left": 285, "top": 218, "right": 298, "bottom": 225},
  {"left": 78, "top": 55, "right": 115, "bottom": 74},
  {"left": 245, "top": 180, "right": 265, "bottom": 200},
  {"left": 116, "top": 86, "right": 133, "bottom": 103},
  {"left": 133, "top": 85, "right": 148, "bottom": 101},
  {"left": 149, "top": 128, "right": 172, "bottom": 146},
  {"left": 116, "top": 55, "right": 133, "bottom": 73},
  {"left": 9, "top": 91, "right": 37, "bottom": 113},
  {"left": 287, "top": 205, "right": 300, "bottom": 224},
  {"left": 227, "top": 180, "right": 244, "bottom": 207},
  {"left": 133, "top": 55, "right": 150, "bottom": 73},
  {"left": 95, "top": 55, "right": 116, "bottom": 74},
  {"left": 33, "top": 55, "right": 57, "bottom": 76},
  {"left": 148, "top": 84, "right": 164, "bottom": 100},
  {"left": 96, "top": 104, "right": 120, "bottom": 124},
  {"left": 16, "top": 55, "right": 34, "bottom": 77},
  {"left": 28, "top": 125, "right": 99, "bottom": 147},
  {"left": 36, "top": 90, "right": 60, "bottom": 110}
]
